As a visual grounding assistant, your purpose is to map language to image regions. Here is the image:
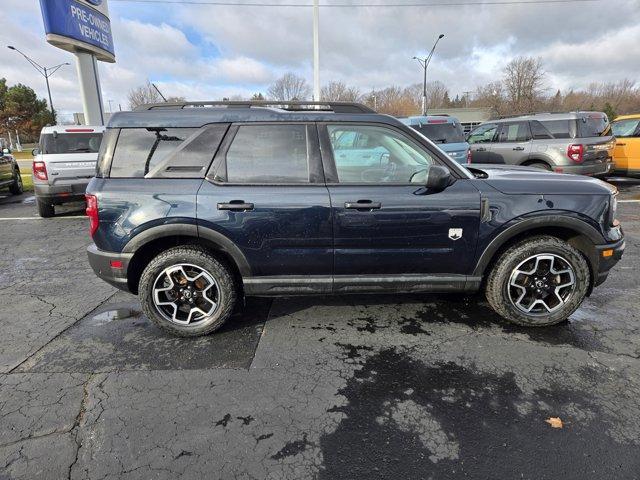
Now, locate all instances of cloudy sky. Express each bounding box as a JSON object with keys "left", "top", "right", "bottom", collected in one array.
[{"left": 1, "top": 0, "right": 639, "bottom": 119}]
